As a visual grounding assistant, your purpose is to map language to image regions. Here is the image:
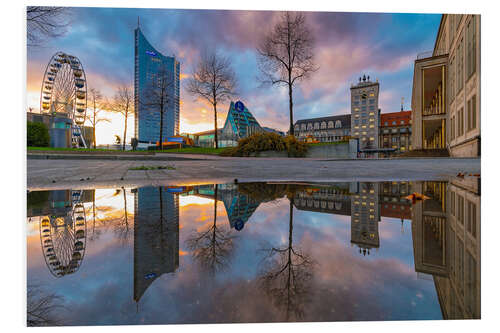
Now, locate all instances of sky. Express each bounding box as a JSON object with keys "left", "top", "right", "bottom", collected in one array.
[{"left": 27, "top": 7, "right": 441, "bottom": 145}]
